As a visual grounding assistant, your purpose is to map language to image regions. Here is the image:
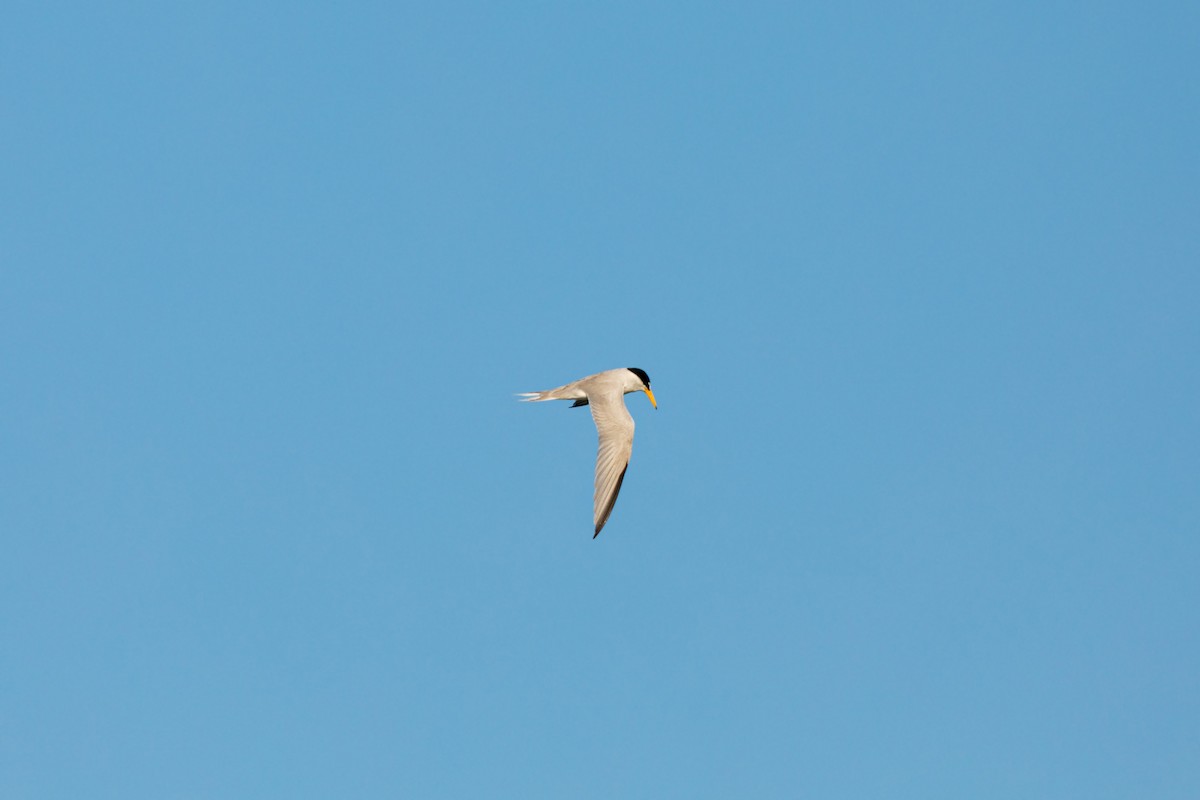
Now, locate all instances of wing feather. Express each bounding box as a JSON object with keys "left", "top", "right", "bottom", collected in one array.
[{"left": 589, "top": 389, "right": 635, "bottom": 537}]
